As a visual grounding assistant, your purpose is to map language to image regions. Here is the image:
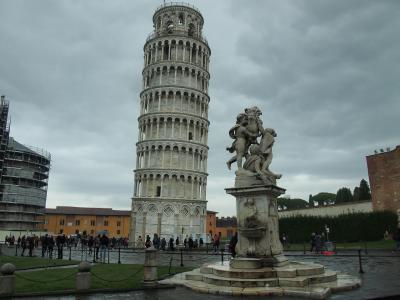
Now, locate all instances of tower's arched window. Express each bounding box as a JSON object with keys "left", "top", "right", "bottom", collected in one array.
[
  {"left": 188, "top": 132, "right": 193, "bottom": 140},
  {"left": 178, "top": 14, "right": 184, "bottom": 25},
  {"left": 157, "top": 17, "right": 161, "bottom": 30},
  {"left": 188, "top": 23, "right": 195, "bottom": 36},
  {"left": 166, "top": 20, "right": 174, "bottom": 33}
]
